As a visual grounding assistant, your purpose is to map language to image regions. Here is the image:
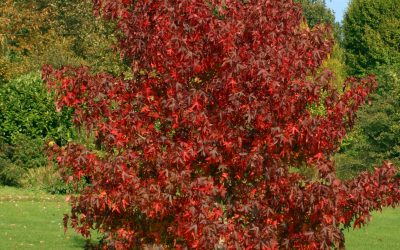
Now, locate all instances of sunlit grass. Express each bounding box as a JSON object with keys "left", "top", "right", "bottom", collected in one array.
[
  {"left": 0, "top": 186, "right": 98, "bottom": 250},
  {"left": 344, "top": 207, "right": 400, "bottom": 250}
]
